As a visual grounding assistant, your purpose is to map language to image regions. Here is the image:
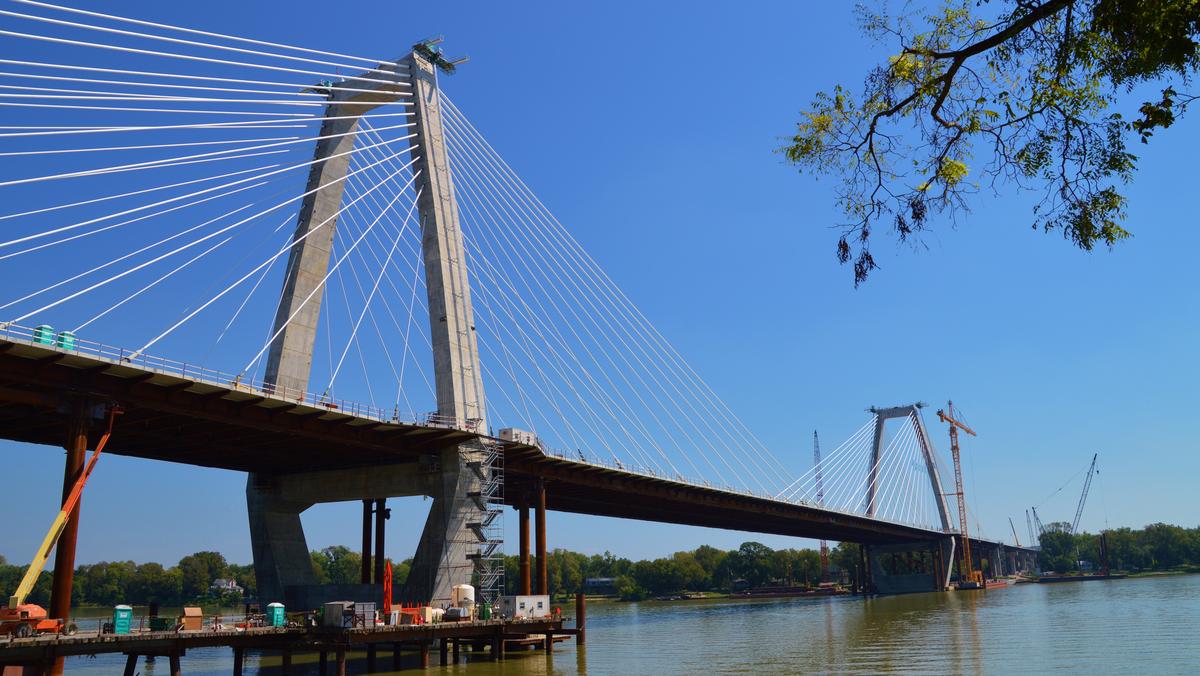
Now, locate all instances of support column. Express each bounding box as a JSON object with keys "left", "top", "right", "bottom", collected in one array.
[
  {"left": 419, "top": 642, "right": 430, "bottom": 669},
  {"left": 318, "top": 651, "right": 327, "bottom": 676},
  {"left": 233, "top": 648, "right": 244, "bottom": 676},
  {"left": 439, "top": 638, "right": 449, "bottom": 665},
  {"left": 169, "top": 653, "right": 181, "bottom": 676},
  {"left": 374, "top": 499, "right": 387, "bottom": 586},
  {"left": 336, "top": 648, "right": 347, "bottom": 676},
  {"left": 575, "top": 592, "right": 586, "bottom": 645},
  {"left": 519, "top": 501, "right": 531, "bottom": 595},
  {"left": 281, "top": 649, "right": 292, "bottom": 675},
  {"left": 361, "top": 499, "right": 373, "bottom": 584},
  {"left": 535, "top": 482, "right": 548, "bottom": 596},
  {"left": 49, "top": 407, "right": 88, "bottom": 623}
]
